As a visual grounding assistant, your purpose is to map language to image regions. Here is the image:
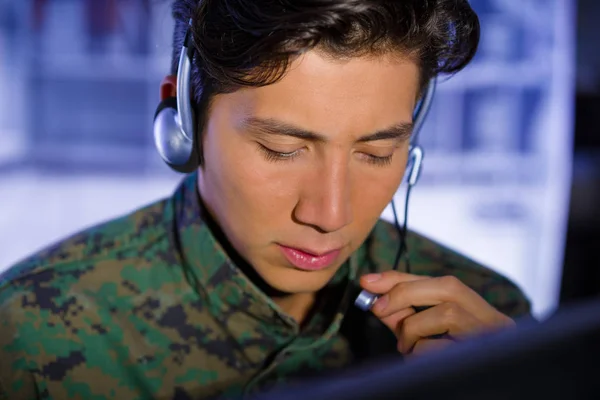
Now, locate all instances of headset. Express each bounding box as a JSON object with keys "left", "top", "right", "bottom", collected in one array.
[
  {"left": 153, "top": 24, "right": 437, "bottom": 311},
  {"left": 153, "top": 22, "right": 199, "bottom": 174}
]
